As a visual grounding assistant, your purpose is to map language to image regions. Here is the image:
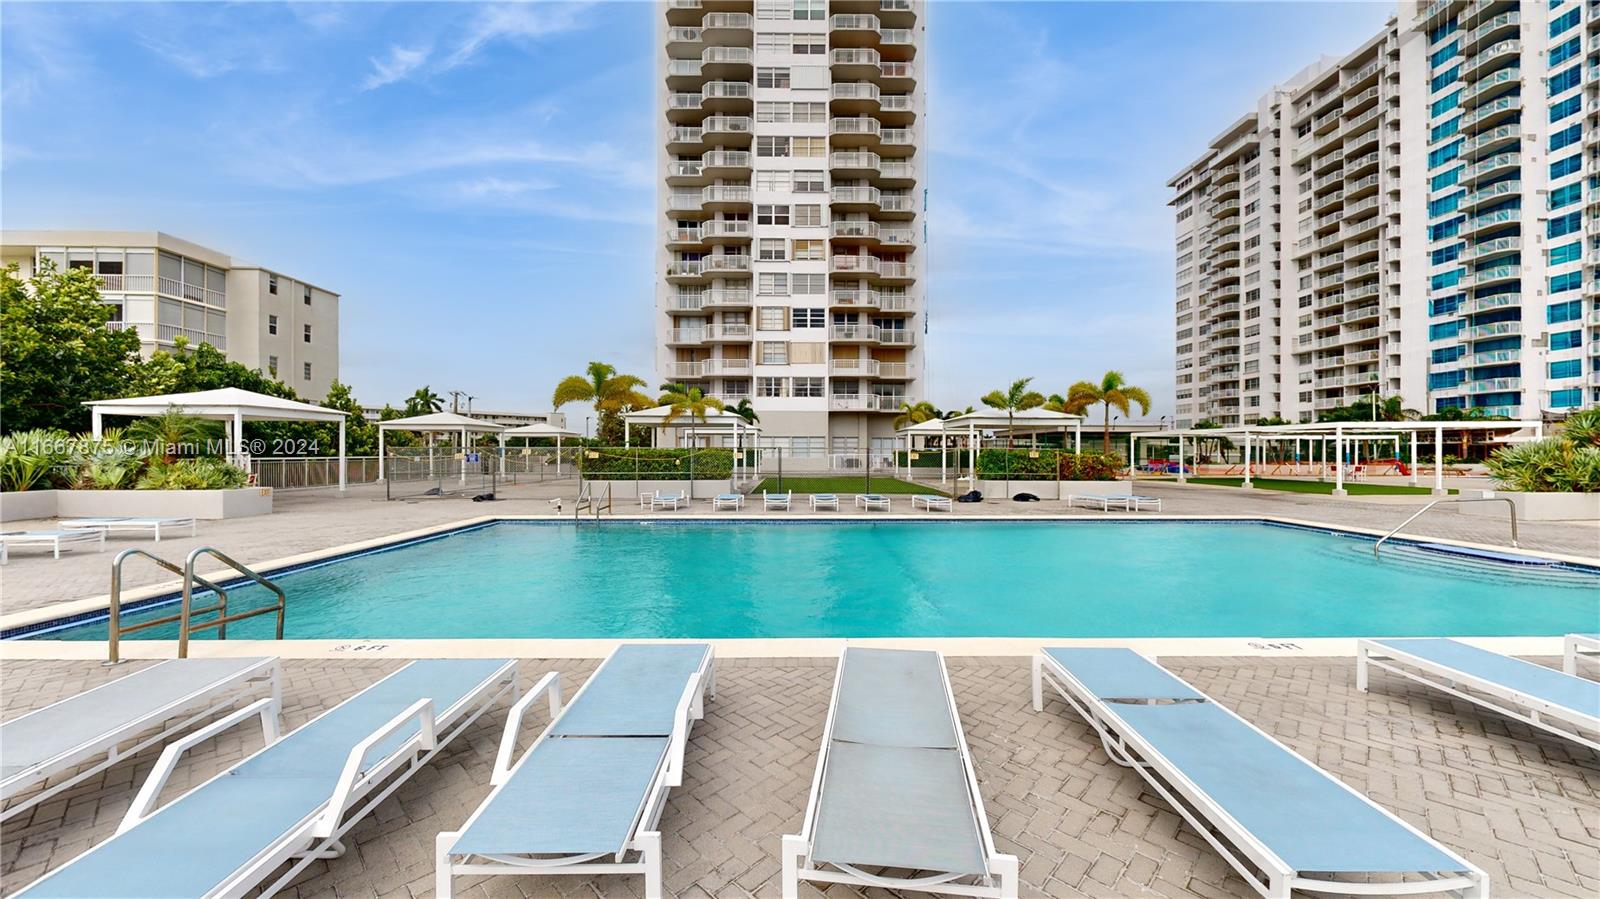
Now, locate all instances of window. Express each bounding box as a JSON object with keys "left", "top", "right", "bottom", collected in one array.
[
  {"left": 792, "top": 0, "right": 823, "bottom": 20},
  {"left": 756, "top": 0, "right": 787, "bottom": 19},
  {"left": 792, "top": 376, "right": 823, "bottom": 397},
  {"left": 1429, "top": 91, "right": 1460, "bottom": 116},
  {"left": 792, "top": 102, "right": 825, "bottom": 123},
  {"left": 1549, "top": 35, "right": 1581, "bottom": 67},
  {"left": 759, "top": 239, "right": 787, "bottom": 261},
  {"left": 1550, "top": 95, "right": 1581, "bottom": 122},
  {"left": 758, "top": 273, "right": 789, "bottom": 295},
  {"left": 793, "top": 170, "right": 824, "bottom": 192},
  {"left": 1549, "top": 211, "right": 1582, "bottom": 238},
  {"left": 757, "top": 376, "right": 786, "bottom": 397},
  {"left": 758, "top": 306, "right": 788, "bottom": 330},
  {"left": 267, "top": 275, "right": 278, "bottom": 295},
  {"left": 760, "top": 341, "right": 789, "bottom": 365},
  {"left": 303, "top": 287, "right": 311, "bottom": 306},
  {"left": 756, "top": 67, "right": 790, "bottom": 89},
  {"left": 1550, "top": 123, "right": 1581, "bottom": 151},
  {"left": 755, "top": 32, "right": 791, "bottom": 52},
  {"left": 756, "top": 136, "right": 791, "bottom": 157},
  {"left": 1429, "top": 66, "right": 1459, "bottom": 93},
  {"left": 1550, "top": 8, "right": 1580, "bottom": 38},
  {"left": 1547, "top": 299, "right": 1582, "bottom": 323},
  {"left": 1550, "top": 271, "right": 1583, "bottom": 293},
  {"left": 1549, "top": 64, "right": 1582, "bottom": 95},
  {"left": 303, "top": 362, "right": 312, "bottom": 381},
  {"left": 793, "top": 307, "right": 825, "bottom": 327},
  {"left": 756, "top": 102, "right": 791, "bottom": 123},
  {"left": 267, "top": 314, "right": 278, "bottom": 335},
  {"left": 792, "top": 239, "right": 824, "bottom": 260},
  {"left": 790, "top": 342, "right": 824, "bottom": 364},
  {"left": 267, "top": 355, "right": 278, "bottom": 376},
  {"left": 1551, "top": 155, "right": 1582, "bottom": 179},
  {"left": 757, "top": 204, "right": 790, "bottom": 225},
  {"left": 1551, "top": 388, "right": 1583, "bottom": 409},
  {"left": 791, "top": 273, "right": 825, "bottom": 294},
  {"left": 303, "top": 324, "right": 312, "bottom": 343},
  {"left": 792, "top": 36, "right": 824, "bottom": 55},
  {"left": 1427, "top": 139, "right": 1461, "bottom": 169},
  {"left": 1429, "top": 117, "right": 1460, "bottom": 142},
  {"left": 1549, "top": 359, "right": 1582, "bottom": 380},
  {"left": 793, "top": 204, "right": 823, "bottom": 227},
  {"left": 1550, "top": 242, "right": 1582, "bottom": 265},
  {"left": 1551, "top": 330, "right": 1583, "bottom": 351},
  {"left": 794, "top": 137, "right": 826, "bottom": 157},
  {"left": 755, "top": 170, "right": 792, "bottom": 190},
  {"left": 1550, "top": 183, "right": 1582, "bottom": 209},
  {"left": 1429, "top": 320, "right": 1465, "bottom": 340}
]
